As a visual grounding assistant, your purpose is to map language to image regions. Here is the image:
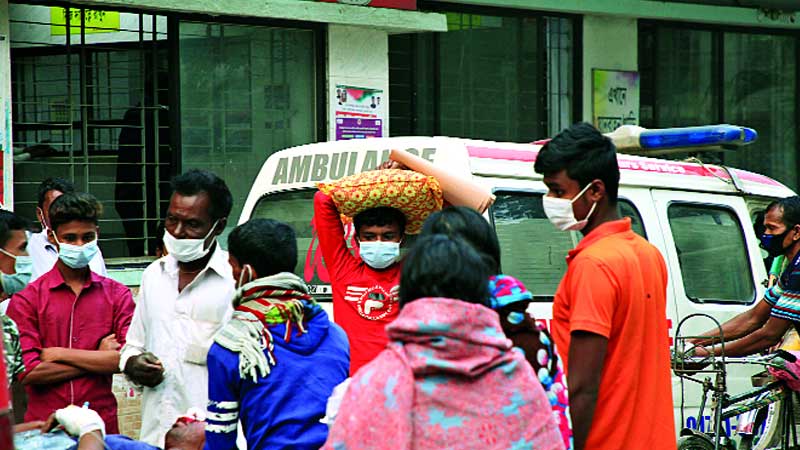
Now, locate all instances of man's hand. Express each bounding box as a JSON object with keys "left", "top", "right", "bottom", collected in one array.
[
  {"left": 53, "top": 405, "right": 106, "bottom": 438},
  {"left": 692, "top": 346, "right": 710, "bottom": 358},
  {"left": 376, "top": 159, "right": 407, "bottom": 171},
  {"left": 98, "top": 334, "right": 120, "bottom": 352},
  {"left": 11, "top": 421, "right": 45, "bottom": 434},
  {"left": 124, "top": 352, "right": 165, "bottom": 387},
  {"left": 40, "top": 347, "right": 64, "bottom": 363}
]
